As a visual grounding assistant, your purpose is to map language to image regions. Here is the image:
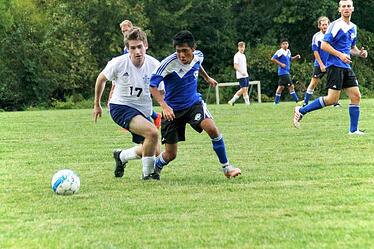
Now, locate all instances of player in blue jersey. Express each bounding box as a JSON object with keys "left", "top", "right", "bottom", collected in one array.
[
  {"left": 93, "top": 28, "right": 160, "bottom": 180},
  {"left": 294, "top": 0, "right": 368, "bottom": 135},
  {"left": 303, "top": 16, "right": 330, "bottom": 106},
  {"left": 271, "top": 39, "right": 301, "bottom": 104},
  {"left": 149, "top": 30, "right": 241, "bottom": 179}
]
